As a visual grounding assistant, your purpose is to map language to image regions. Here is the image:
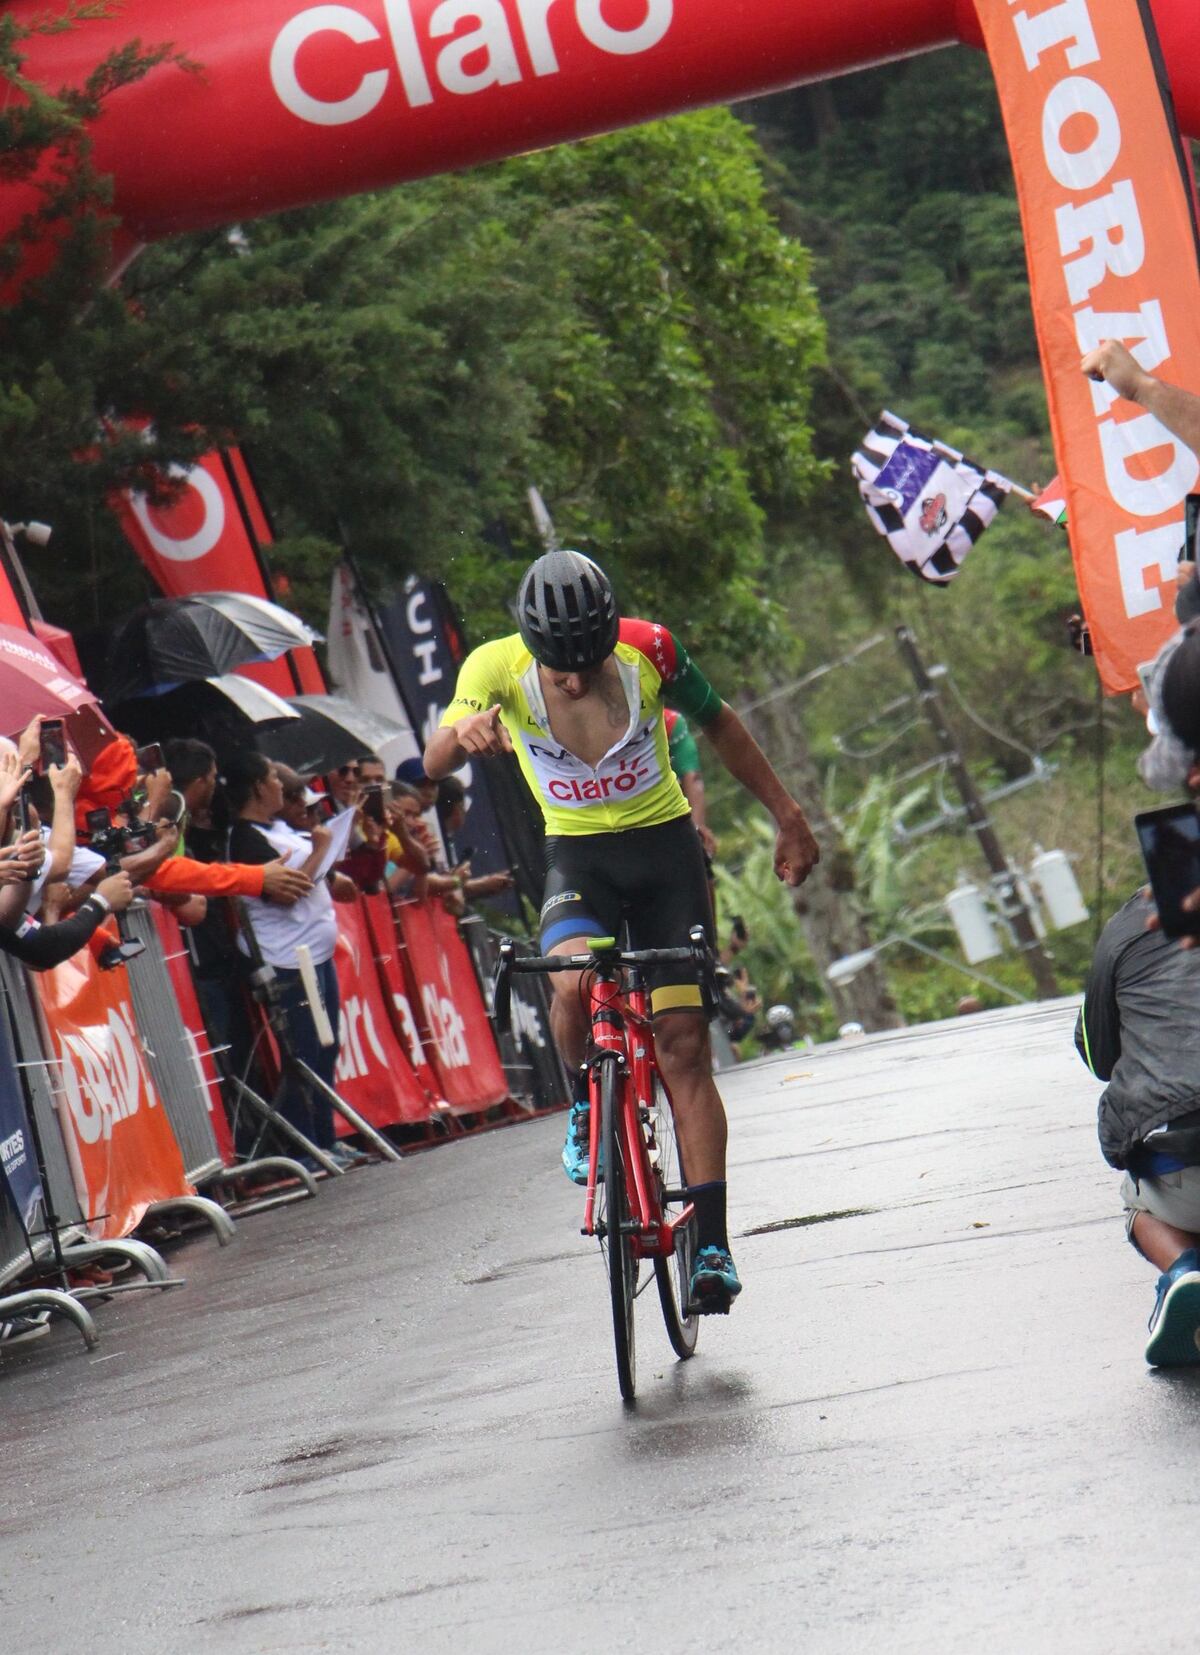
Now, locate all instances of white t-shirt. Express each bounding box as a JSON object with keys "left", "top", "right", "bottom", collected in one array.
[{"left": 237, "top": 818, "right": 339, "bottom": 970}]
